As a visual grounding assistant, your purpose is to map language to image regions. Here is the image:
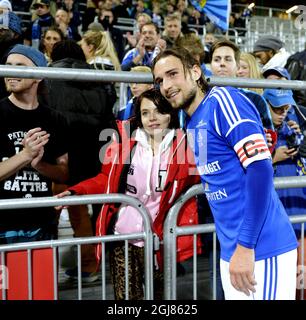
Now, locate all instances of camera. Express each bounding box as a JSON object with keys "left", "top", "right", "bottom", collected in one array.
[
  {"left": 101, "top": 15, "right": 111, "bottom": 29},
  {"left": 283, "top": 122, "right": 300, "bottom": 150},
  {"left": 286, "top": 132, "right": 299, "bottom": 150}
]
